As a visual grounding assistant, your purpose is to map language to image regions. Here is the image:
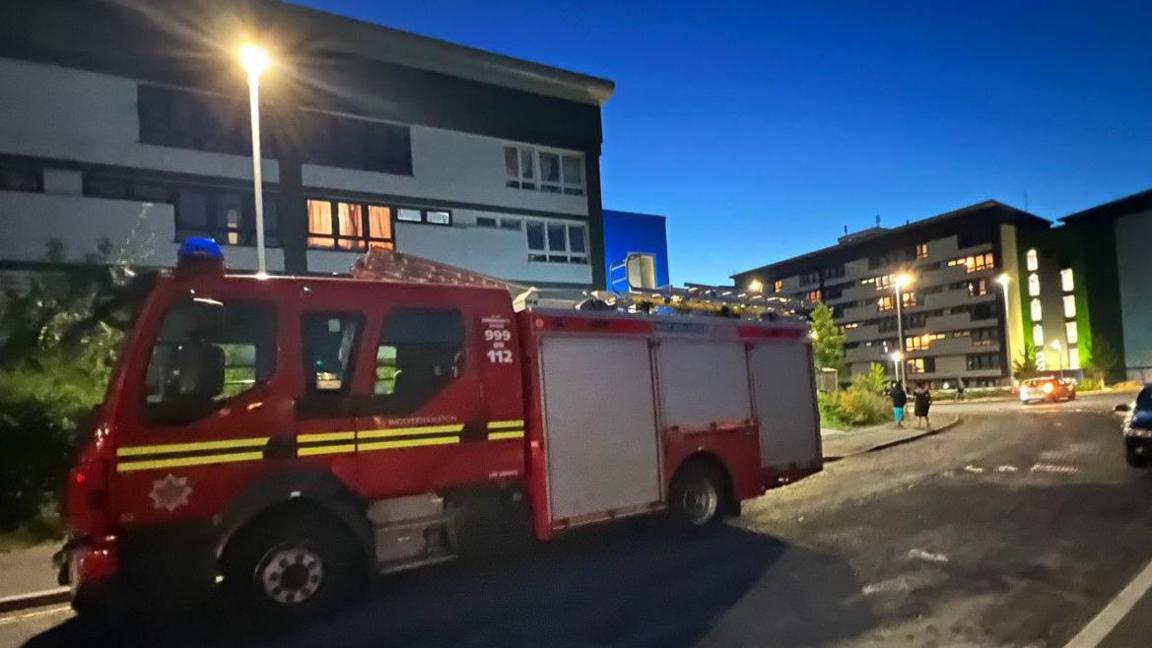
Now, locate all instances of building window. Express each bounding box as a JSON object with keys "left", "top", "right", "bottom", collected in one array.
[
  {"left": 475, "top": 217, "right": 498, "bottom": 228},
  {"left": 138, "top": 85, "right": 251, "bottom": 157},
  {"left": 1030, "top": 298, "right": 1042, "bottom": 322},
  {"left": 526, "top": 220, "right": 587, "bottom": 264},
  {"left": 505, "top": 146, "right": 584, "bottom": 196},
  {"left": 1065, "top": 321, "right": 1078, "bottom": 345},
  {"left": 824, "top": 284, "right": 844, "bottom": 300},
  {"left": 305, "top": 111, "right": 413, "bottom": 175},
  {"left": 175, "top": 186, "right": 280, "bottom": 247},
  {"left": 968, "top": 279, "right": 988, "bottom": 297},
  {"left": 500, "top": 218, "right": 523, "bottom": 230},
  {"left": 878, "top": 295, "right": 895, "bottom": 312},
  {"left": 1032, "top": 324, "right": 1044, "bottom": 346},
  {"left": 1068, "top": 347, "right": 1081, "bottom": 370},
  {"left": 906, "top": 312, "right": 928, "bottom": 329},
  {"left": 396, "top": 207, "right": 452, "bottom": 225},
  {"left": 843, "top": 322, "right": 860, "bottom": 330},
  {"left": 916, "top": 243, "right": 928, "bottom": 259},
  {"left": 626, "top": 254, "right": 658, "bottom": 289},
  {"left": 774, "top": 279, "right": 783, "bottom": 294},
  {"left": 803, "top": 289, "right": 822, "bottom": 304},
  {"left": 1063, "top": 295, "right": 1077, "bottom": 319},
  {"left": 901, "top": 291, "right": 917, "bottom": 307},
  {"left": 907, "top": 357, "right": 935, "bottom": 374},
  {"left": 799, "top": 270, "right": 820, "bottom": 285},
  {"left": 0, "top": 157, "right": 43, "bottom": 193},
  {"left": 1026, "top": 249, "right": 1039, "bottom": 272},
  {"left": 905, "top": 333, "right": 944, "bottom": 351},
  {"left": 972, "top": 327, "right": 999, "bottom": 347},
  {"left": 947, "top": 253, "right": 995, "bottom": 273},
  {"left": 966, "top": 353, "right": 999, "bottom": 370},
  {"left": 1028, "top": 273, "right": 1040, "bottom": 297},
  {"left": 822, "top": 265, "right": 846, "bottom": 280},
  {"left": 1060, "top": 268, "right": 1074, "bottom": 292},
  {"left": 306, "top": 199, "right": 394, "bottom": 251}
]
